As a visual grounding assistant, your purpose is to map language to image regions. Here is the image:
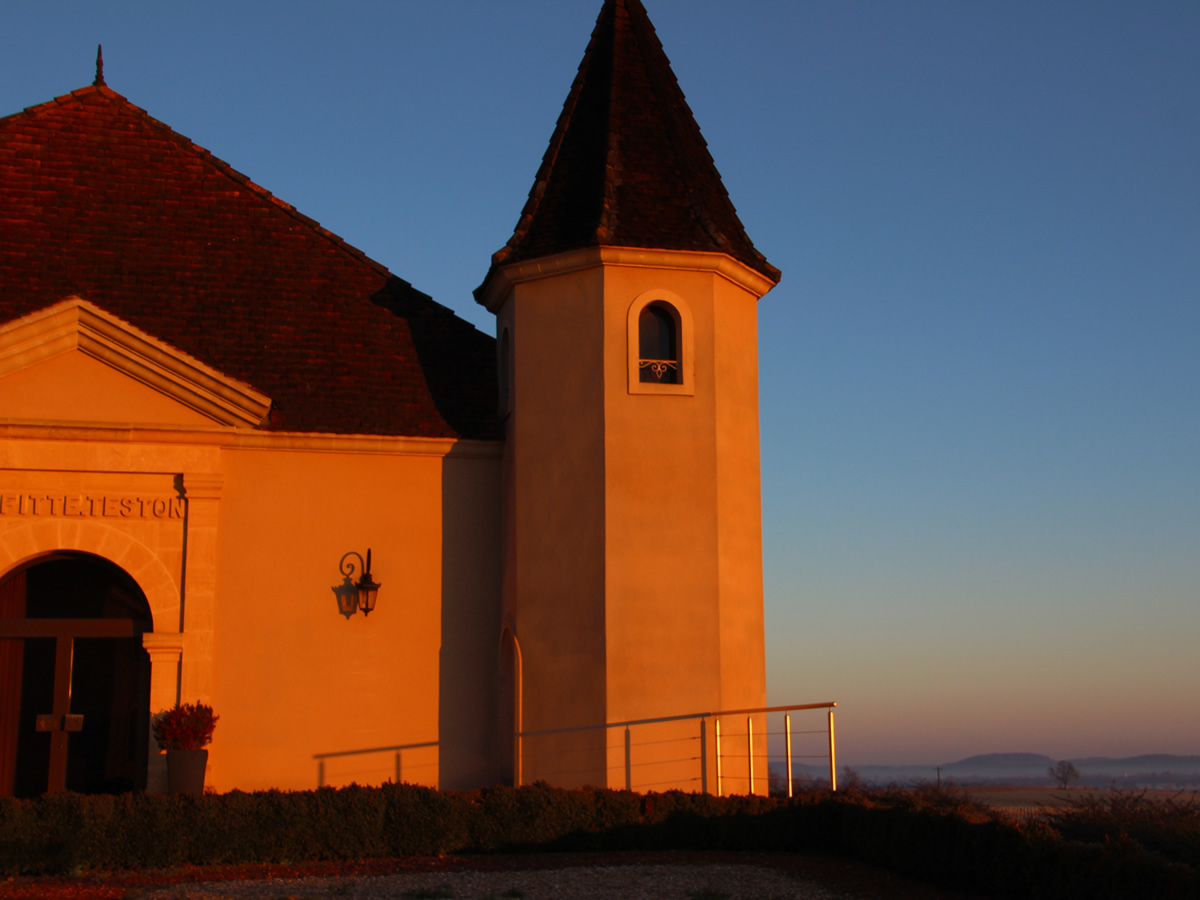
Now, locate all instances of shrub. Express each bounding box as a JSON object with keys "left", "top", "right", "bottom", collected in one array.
[
  {"left": 152, "top": 702, "right": 218, "bottom": 751},
  {"left": 1051, "top": 790, "right": 1200, "bottom": 871}
]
